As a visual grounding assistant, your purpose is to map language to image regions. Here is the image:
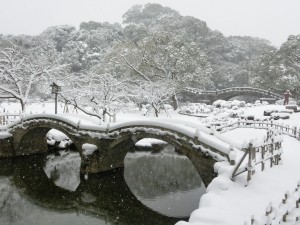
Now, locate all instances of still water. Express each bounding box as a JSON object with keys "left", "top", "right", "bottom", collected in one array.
[{"left": 0, "top": 144, "right": 206, "bottom": 225}]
